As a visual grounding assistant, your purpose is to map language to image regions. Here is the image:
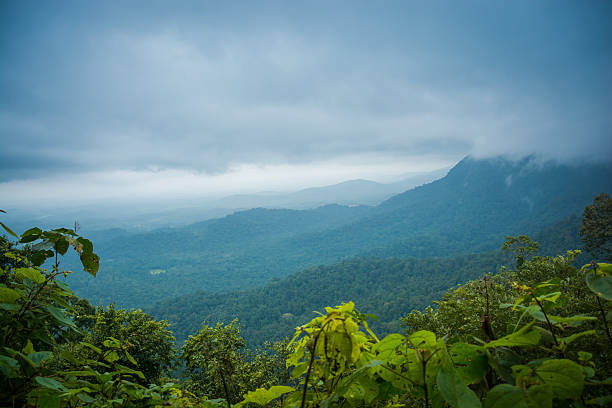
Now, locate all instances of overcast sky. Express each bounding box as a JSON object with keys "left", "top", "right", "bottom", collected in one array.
[{"left": 1, "top": 0, "right": 611, "bottom": 207}]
